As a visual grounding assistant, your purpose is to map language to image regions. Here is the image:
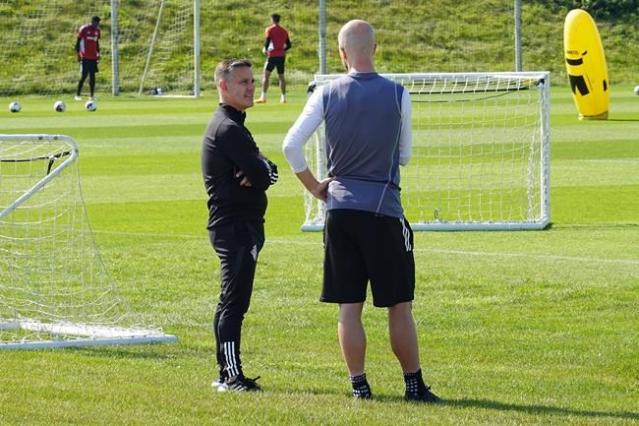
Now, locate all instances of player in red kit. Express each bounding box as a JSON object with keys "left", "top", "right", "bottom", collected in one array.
[
  {"left": 256, "top": 14, "right": 291, "bottom": 104},
  {"left": 75, "top": 16, "right": 101, "bottom": 101}
]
